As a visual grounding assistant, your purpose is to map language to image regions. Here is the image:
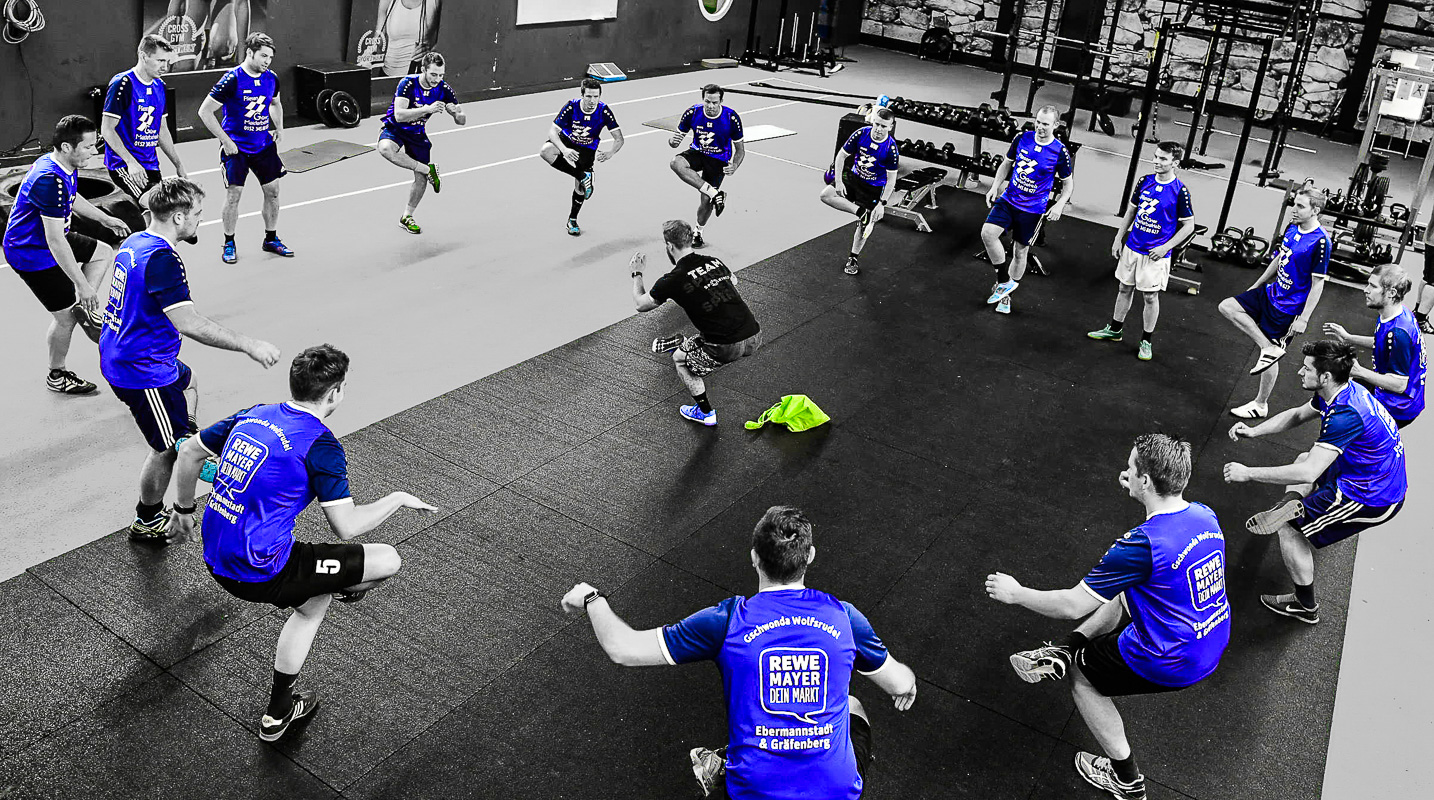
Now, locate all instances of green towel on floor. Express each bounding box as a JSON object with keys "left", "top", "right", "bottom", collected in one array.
[{"left": 745, "top": 395, "right": 830, "bottom": 432}]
